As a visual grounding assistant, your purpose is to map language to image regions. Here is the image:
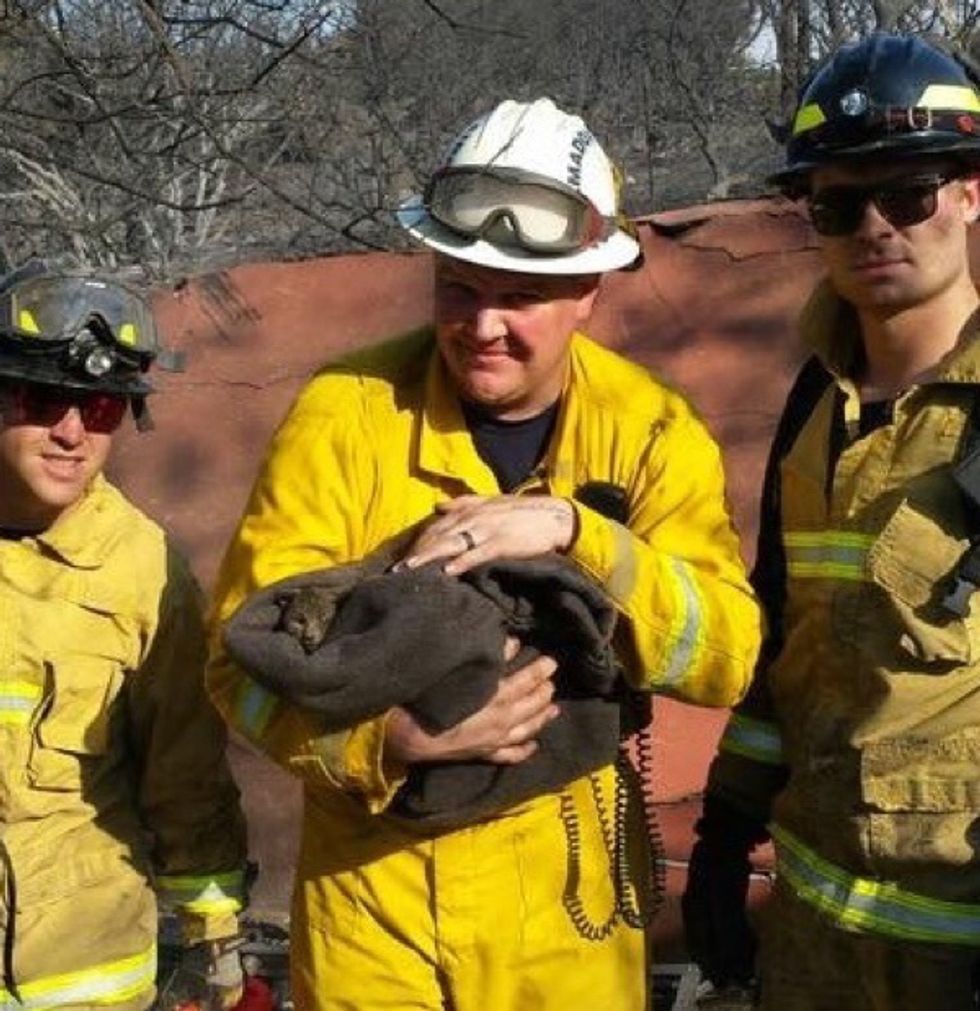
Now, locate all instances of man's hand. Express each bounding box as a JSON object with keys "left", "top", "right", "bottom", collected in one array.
[
  {"left": 385, "top": 637, "right": 559, "bottom": 764},
  {"left": 400, "top": 494, "right": 577, "bottom": 576}
]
